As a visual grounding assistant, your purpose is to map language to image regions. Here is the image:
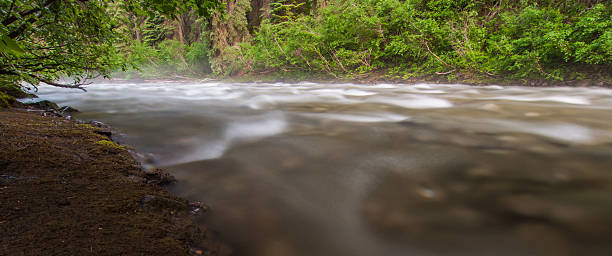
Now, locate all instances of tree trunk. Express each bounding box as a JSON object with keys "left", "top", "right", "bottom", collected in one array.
[
  {"left": 246, "top": 0, "right": 270, "bottom": 33},
  {"left": 134, "top": 21, "right": 141, "bottom": 42},
  {"left": 177, "top": 15, "right": 185, "bottom": 44}
]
